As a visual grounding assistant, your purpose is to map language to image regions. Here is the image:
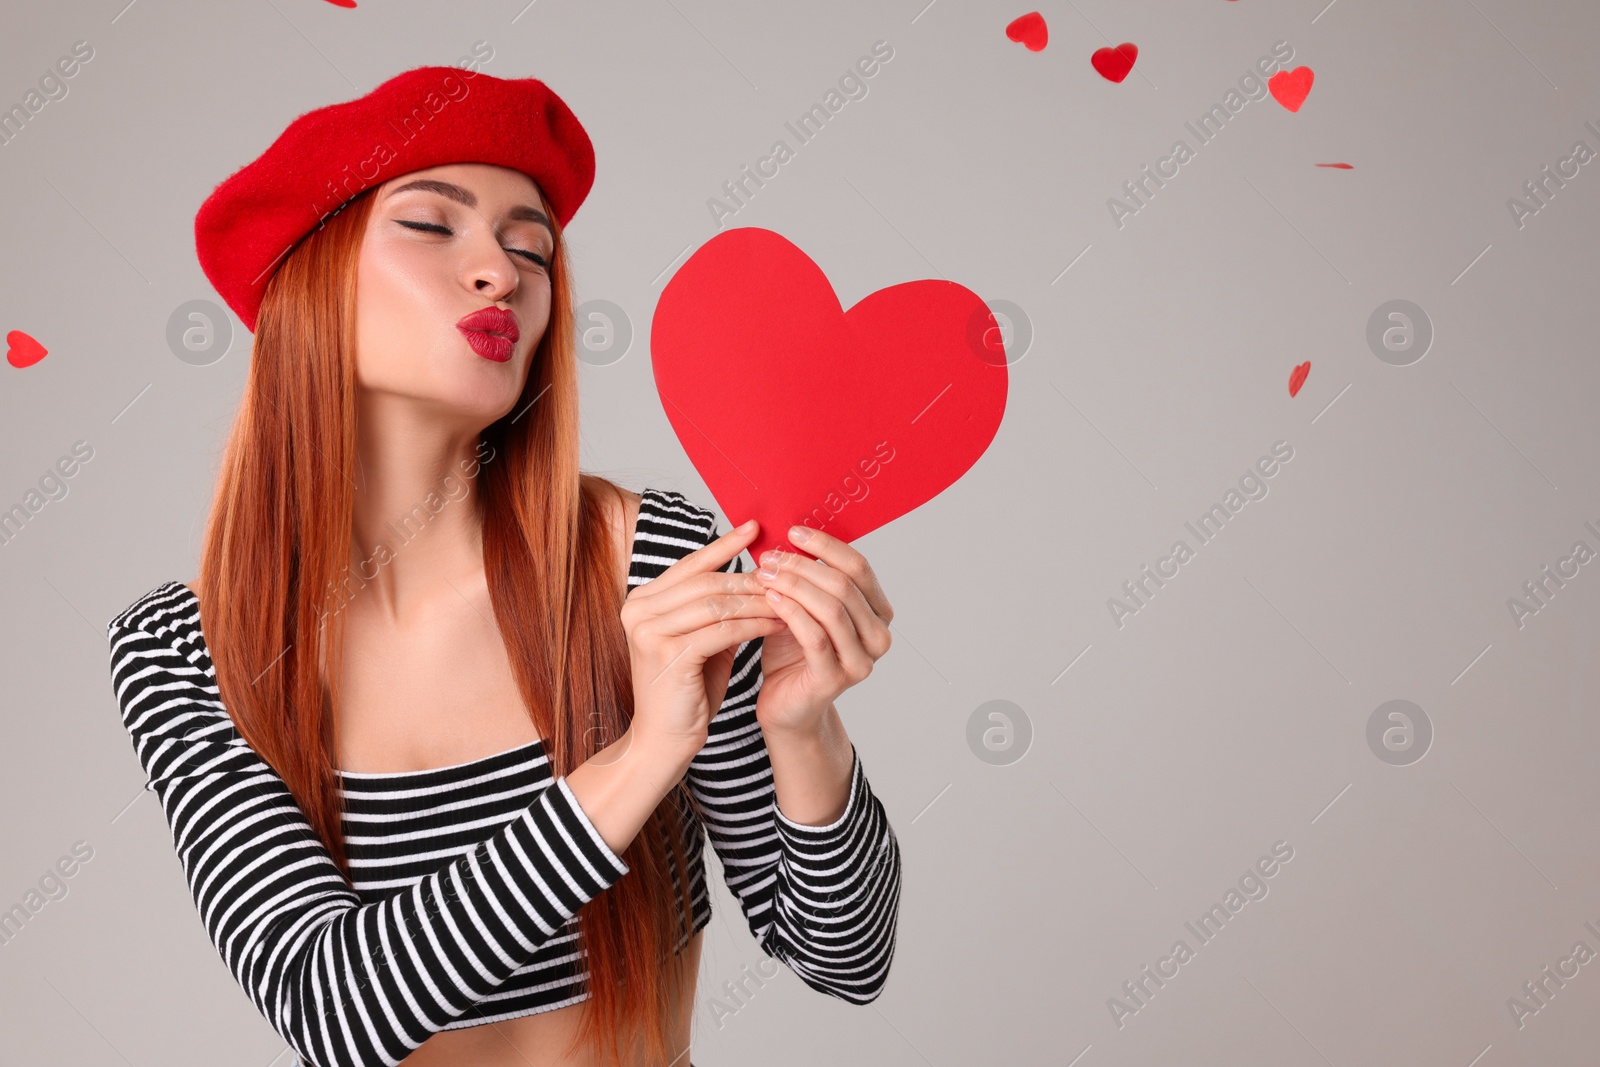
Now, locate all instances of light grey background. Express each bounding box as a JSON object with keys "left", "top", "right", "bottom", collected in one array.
[{"left": 3, "top": 0, "right": 1599, "bottom": 1064}]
